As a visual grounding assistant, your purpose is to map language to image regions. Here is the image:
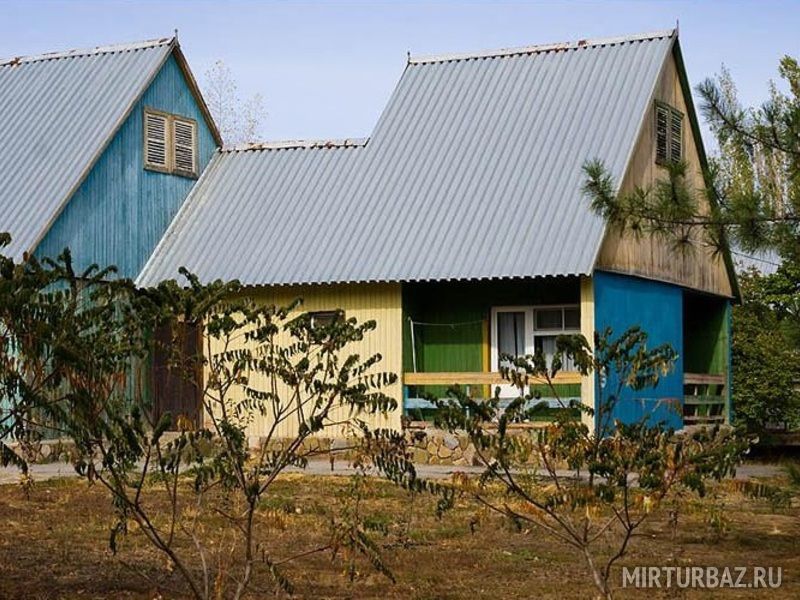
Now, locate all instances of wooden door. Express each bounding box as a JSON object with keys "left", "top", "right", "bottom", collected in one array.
[{"left": 152, "top": 321, "right": 203, "bottom": 429}]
